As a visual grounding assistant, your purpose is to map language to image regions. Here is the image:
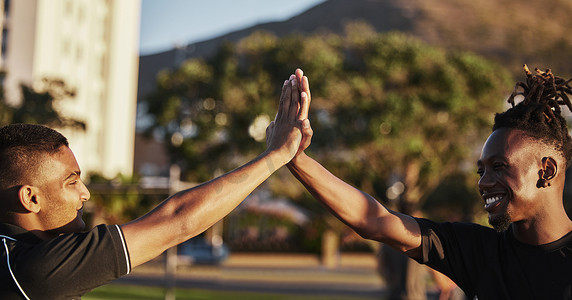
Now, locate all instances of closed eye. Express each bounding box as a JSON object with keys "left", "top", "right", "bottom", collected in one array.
[{"left": 493, "top": 163, "right": 506, "bottom": 170}]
